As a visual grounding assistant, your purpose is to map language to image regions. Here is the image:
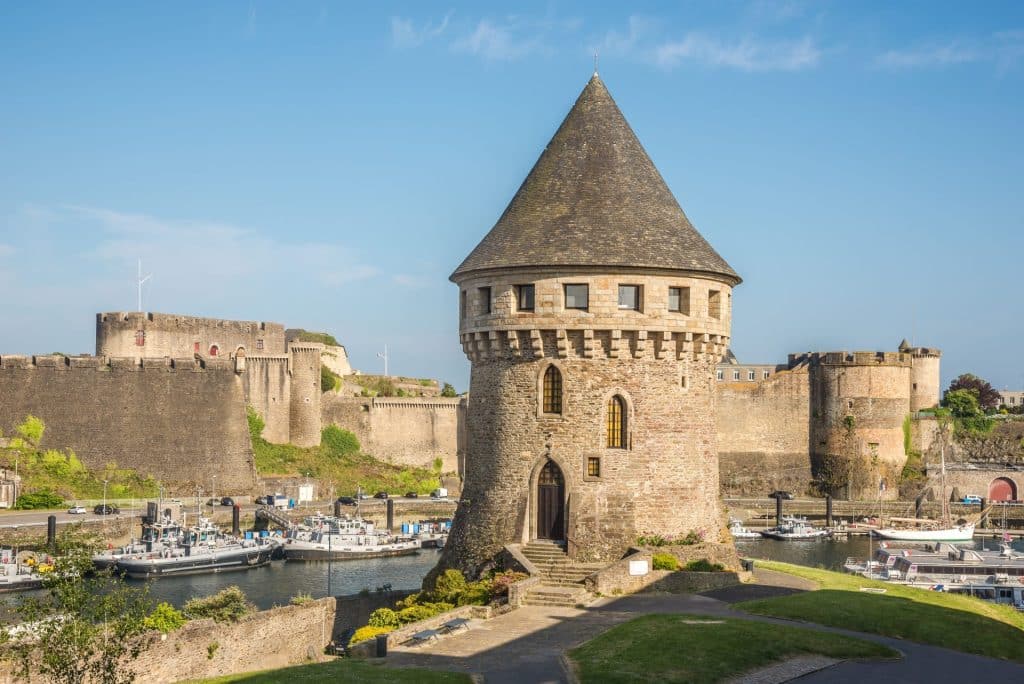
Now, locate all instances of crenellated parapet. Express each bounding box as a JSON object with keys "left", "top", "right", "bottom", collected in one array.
[
  {"left": 0, "top": 354, "right": 239, "bottom": 373},
  {"left": 460, "top": 328, "right": 729, "bottom": 364},
  {"left": 789, "top": 350, "right": 913, "bottom": 368},
  {"left": 96, "top": 311, "right": 287, "bottom": 359}
]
